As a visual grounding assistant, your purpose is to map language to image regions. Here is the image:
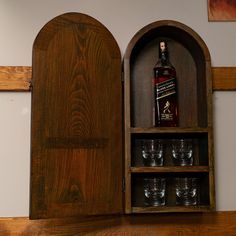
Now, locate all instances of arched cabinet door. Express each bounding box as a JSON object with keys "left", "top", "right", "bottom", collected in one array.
[{"left": 30, "top": 12, "right": 123, "bottom": 219}]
